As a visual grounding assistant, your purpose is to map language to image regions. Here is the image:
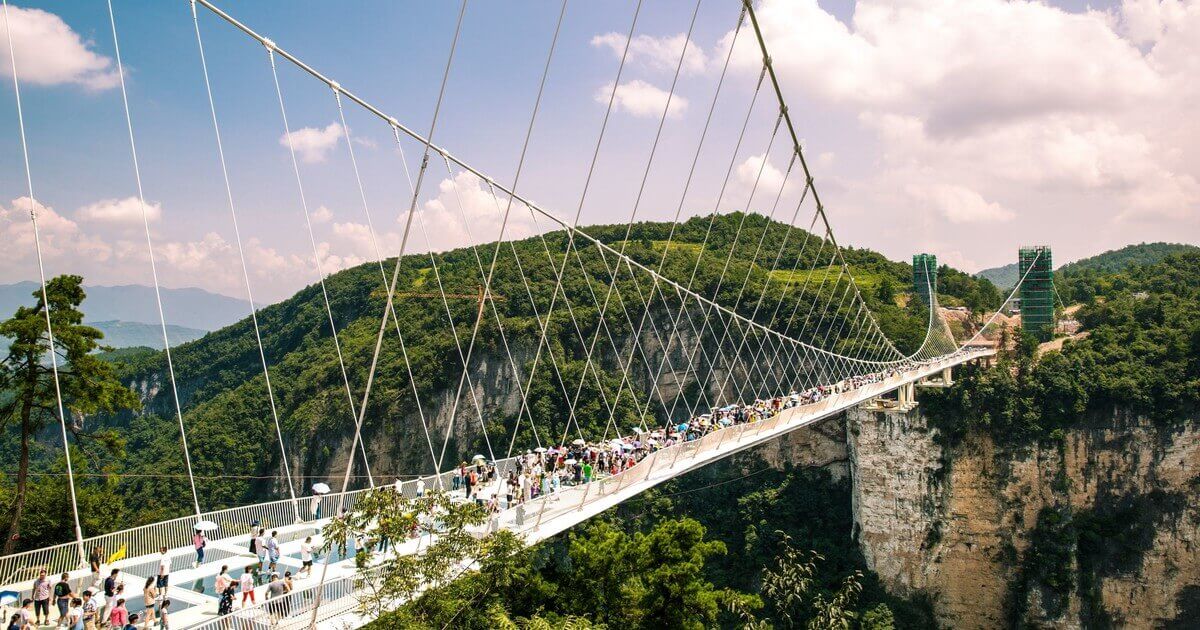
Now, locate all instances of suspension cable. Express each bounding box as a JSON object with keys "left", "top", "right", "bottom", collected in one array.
[
  {"left": 265, "top": 45, "right": 376, "bottom": 493},
  {"left": 185, "top": 0, "right": 300, "bottom": 520},
  {"left": 311, "top": 0, "right": 469, "bottom": 622},
  {"left": 3, "top": 0, "right": 87, "bottom": 567}
]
